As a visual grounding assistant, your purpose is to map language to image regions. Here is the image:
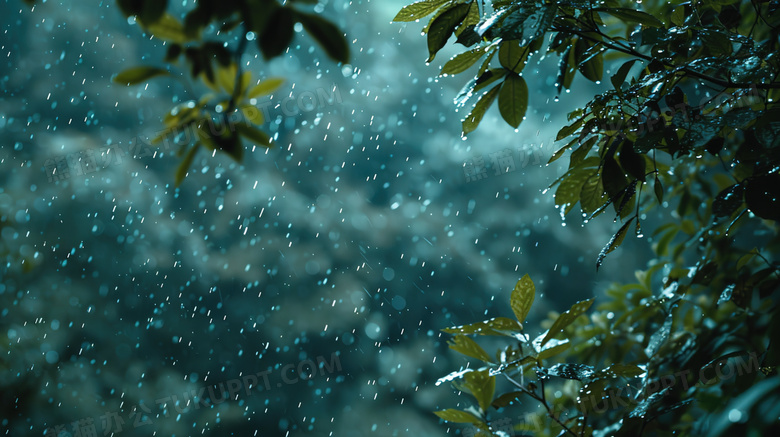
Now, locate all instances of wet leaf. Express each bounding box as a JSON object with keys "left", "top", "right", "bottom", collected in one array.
[
  {"left": 462, "top": 84, "right": 500, "bottom": 134},
  {"left": 248, "top": 77, "right": 285, "bottom": 99},
  {"left": 433, "top": 409, "right": 484, "bottom": 425},
  {"left": 597, "top": 217, "right": 635, "bottom": 270},
  {"left": 442, "top": 317, "right": 522, "bottom": 336},
  {"left": 448, "top": 335, "right": 492, "bottom": 362},
  {"left": 427, "top": 3, "right": 470, "bottom": 62},
  {"left": 510, "top": 274, "right": 535, "bottom": 323},
  {"left": 441, "top": 47, "right": 486, "bottom": 76},
  {"left": 393, "top": 0, "right": 450, "bottom": 22},
  {"left": 497, "top": 74, "right": 528, "bottom": 128},
  {"left": 712, "top": 183, "right": 746, "bottom": 217},
  {"left": 541, "top": 298, "right": 594, "bottom": 347}
]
